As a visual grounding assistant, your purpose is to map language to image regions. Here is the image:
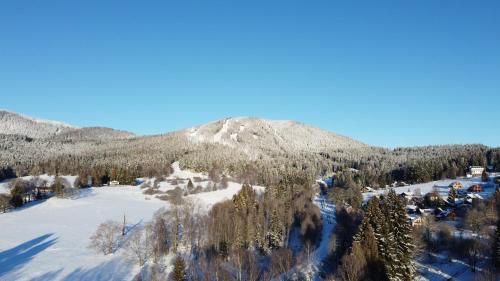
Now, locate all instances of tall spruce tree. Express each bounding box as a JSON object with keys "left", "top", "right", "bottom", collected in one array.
[
  {"left": 172, "top": 256, "right": 187, "bottom": 281},
  {"left": 447, "top": 188, "right": 457, "bottom": 205},
  {"left": 385, "top": 190, "right": 415, "bottom": 281},
  {"left": 266, "top": 209, "right": 283, "bottom": 250}
]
